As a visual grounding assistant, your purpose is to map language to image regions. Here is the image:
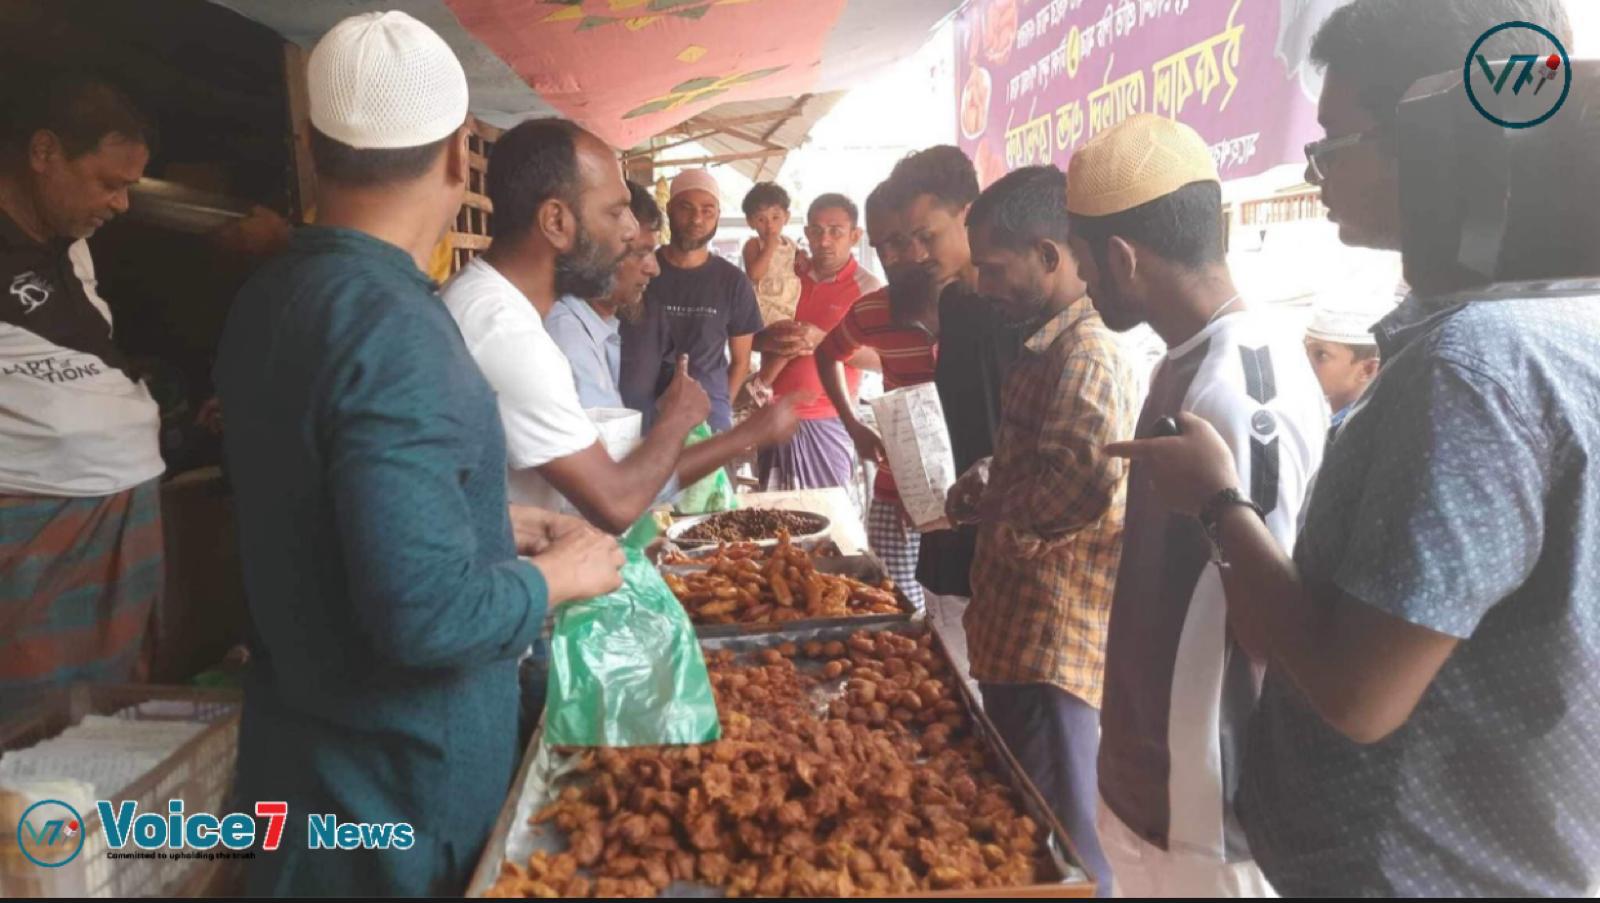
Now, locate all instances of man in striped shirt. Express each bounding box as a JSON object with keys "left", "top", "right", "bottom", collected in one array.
[{"left": 816, "top": 182, "right": 937, "bottom": 609}]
